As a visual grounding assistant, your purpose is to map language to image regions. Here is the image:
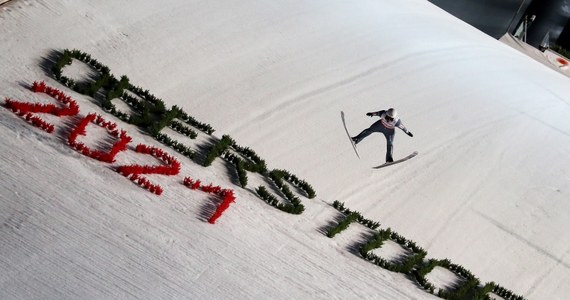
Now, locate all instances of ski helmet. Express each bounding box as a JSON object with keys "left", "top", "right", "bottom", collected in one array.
[{"left": 386, "top": 108, "right": 398, "bottom": 119}]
